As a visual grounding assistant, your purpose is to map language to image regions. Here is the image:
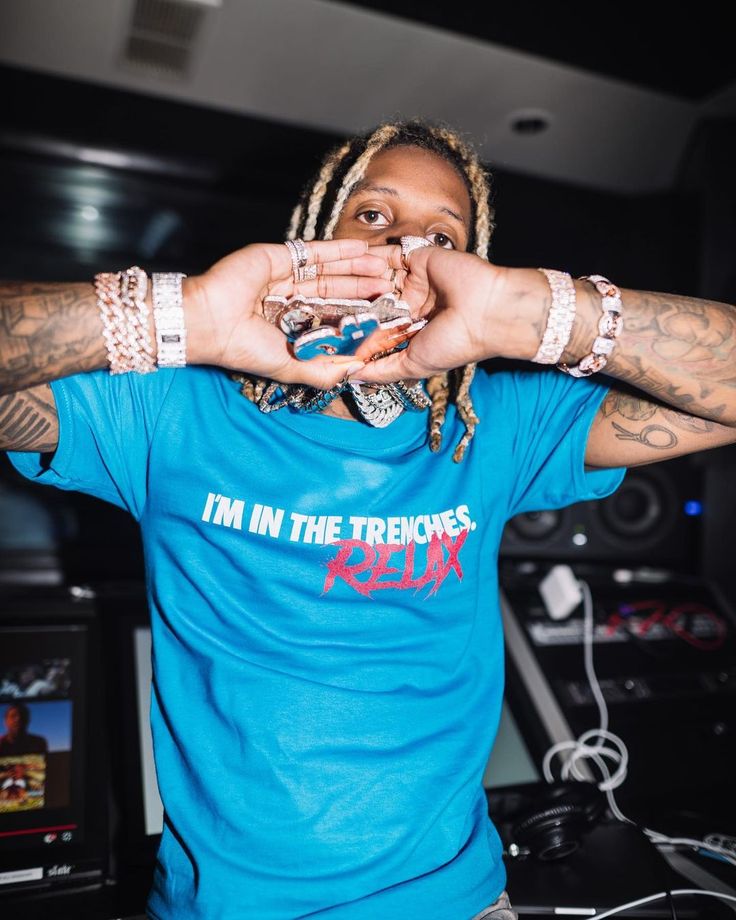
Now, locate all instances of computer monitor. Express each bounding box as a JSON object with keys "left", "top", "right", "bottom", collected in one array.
[{"left": 0, "top": 588, "right": 108, "bottom": 898}]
